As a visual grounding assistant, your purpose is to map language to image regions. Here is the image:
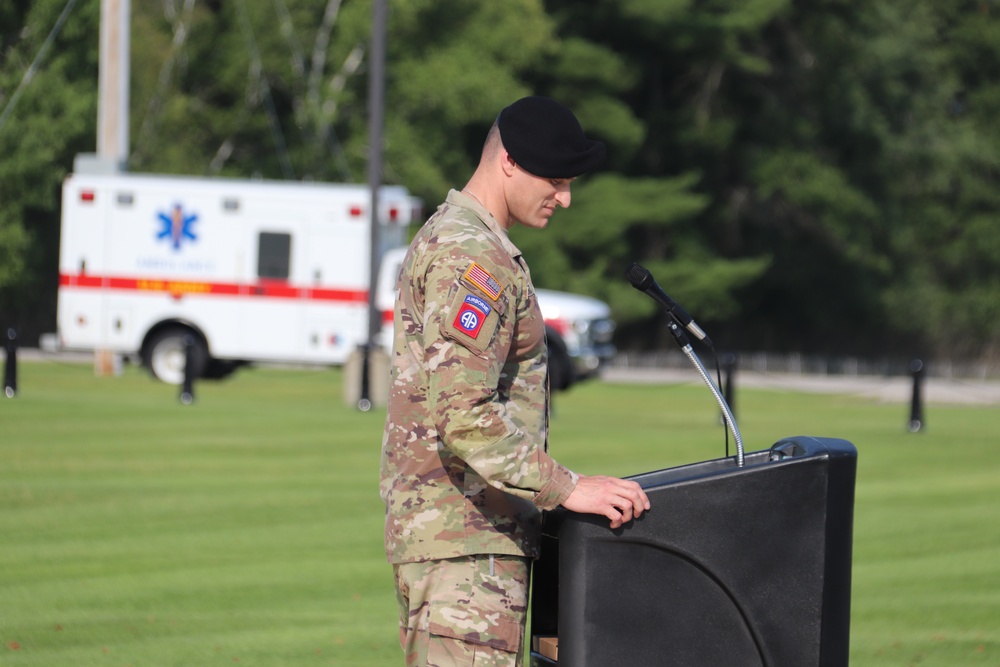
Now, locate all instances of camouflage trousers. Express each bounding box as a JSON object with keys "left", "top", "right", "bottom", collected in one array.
[{"left": 393, "top": 554, "right": 530, "bottom": 667}]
